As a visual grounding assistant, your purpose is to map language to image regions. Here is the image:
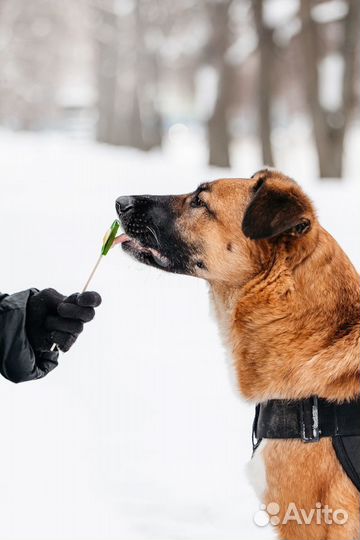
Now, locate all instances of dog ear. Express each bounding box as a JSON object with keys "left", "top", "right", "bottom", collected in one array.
[{"left": 242, "top": 179, "right": 312, "bottom": 240}]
